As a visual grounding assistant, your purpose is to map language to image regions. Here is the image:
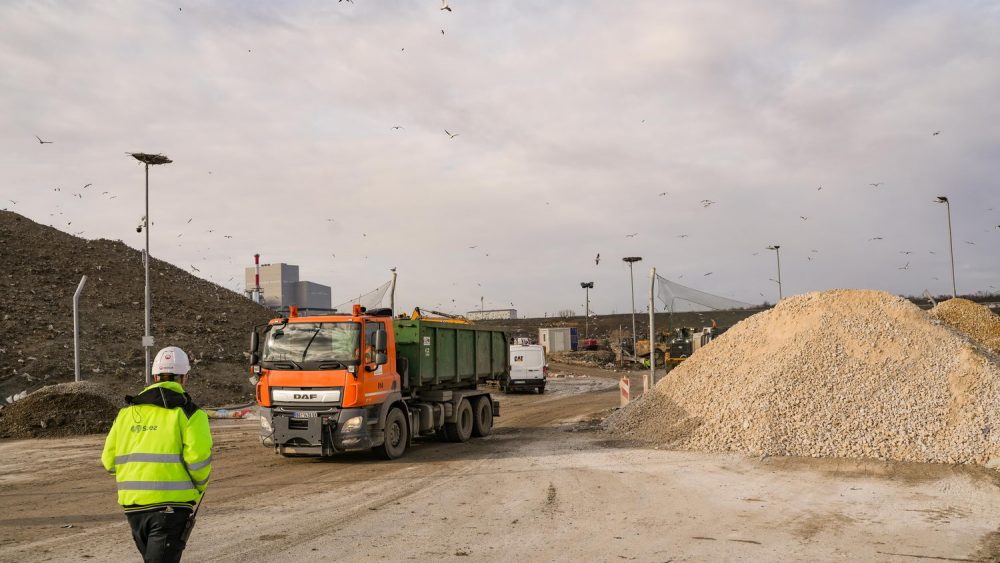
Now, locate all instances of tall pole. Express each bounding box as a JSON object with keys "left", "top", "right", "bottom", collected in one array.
[
  {"left": 130, "top": 152, "right": 172, "bottom": 385},
  {"left": 585, "top": 286, "right": 590, "bottom": 338},
  {"left": 768, "top": 245, "right": 782, "bottom": 302},
  {"left": 389, "top": 268, "right": 398, "bottom": 313},
  {"left": 946, "top": 200, "right": 957, "bottom": 298},
  {"left": 144, "top": 163, "right": 151, "bottom": 385},
  {"left": 622, "top": 257, "right": 642, "bottom": 358},
  {"left": 73, "top": 275, "right": 88, "bottom": 383},
  {"left": 648, "top": 267, "right": 655, "bottom": 390}
]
